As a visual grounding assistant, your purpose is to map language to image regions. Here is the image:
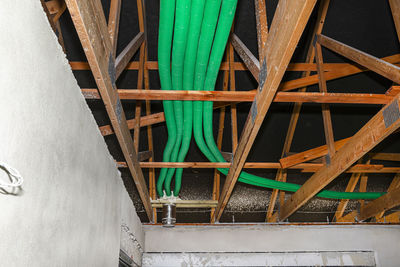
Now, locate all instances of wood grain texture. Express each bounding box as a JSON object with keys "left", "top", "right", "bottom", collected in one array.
[
  {"left": 317, "top": 34, "right": 400, "bottom": 84},
  {"left": 116, "top": 161, "right": 400, "bottom": 173},
  {"left": 231, "top": 34, "right": 260, "bottom": 82},
  {"left": 215, "top": 0, "right": 317, "bottom": 222},
  {"left": 115, "top": 32, "right": 145, "bottom": 78},
  {"left": 359, "top": 186, "right": 400, "bottom": 221},
  {"left": 65, "top": 0, "right": 152, "bottom": 221},
  {"left": 108, "top": 0, "right": 121, "bottom": 58},
  {"left": 279, "top": 96, "right": 400, "bottom": 221},
  {"left": 82, "top": 88, "right": 395, "bottom": 104},
  {"left": 267, "top": 0, "right": 331, "bottom": 222}
]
